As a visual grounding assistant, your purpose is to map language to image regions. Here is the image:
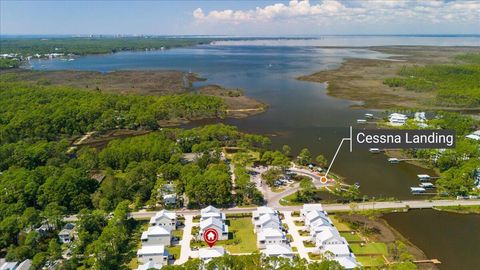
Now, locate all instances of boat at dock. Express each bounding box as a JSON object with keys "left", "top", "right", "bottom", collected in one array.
[
  {"left": 365, "top": 113, "right": 374, "bottom": 119},
  {"left": 417, "top": 174, "right": 431, "bottom": 181},
  {"left": 410, "top": 187, "right": 427, "bottom": 194},
  {"left": 388, "top": 158, "right": 400, "bottom": 164},
  {"left": 356, "top": 119, "right": 367, "bottom": 124},
  {"left": 369, "top": 148, "right": 381, "bottom": 153},
  {"left": 419, "top": 182, "right": 435, "bottom": 189}
]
